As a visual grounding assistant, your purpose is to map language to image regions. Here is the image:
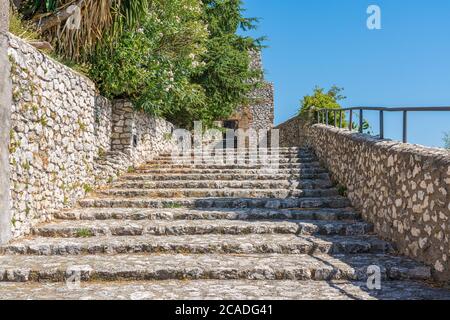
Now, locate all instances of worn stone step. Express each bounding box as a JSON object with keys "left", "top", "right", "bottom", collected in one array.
[
  {"left": 1, "top": 234, "right": 394, "bottom": 256},
  {"left": 139, "top": 163, "right": 322, "bottom": 170},
  {"left": 155, "top": 150, "right": 315, "bottom": 156},
  {"left": 147, "top": 157, "right": 318, "bottom": 164},
  {"left": 94, "top": 188, "right": 339, "bottom": 199},
  {"left": 78, "top": 196, "right": 352, "bottom": 209},
  {"left": 123, "top": 172, "right": 329, "bottom": 181},
  {"left": 0, "top": 253, "right": 430, "bottom": 282},
  {"left": 55, "top": 207, "right": 360, "bottom": 222},
  {"left": 154, "top": 152, "right": 316, "bottom": 159},
  {"left": 111, "top": 179, "right": 333, "bottom": 190},
  {"left": 135, "top": 168, "right": 328, "bottom": 175},
  {"left": 159, "top": 148, "right": 309, "bottom": 156},
  {"left": 32, "top": 220, "right": 373, "bottom": 238},
  {"left": 1, "top": 279, "right": 449, "bottom": 300}
]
